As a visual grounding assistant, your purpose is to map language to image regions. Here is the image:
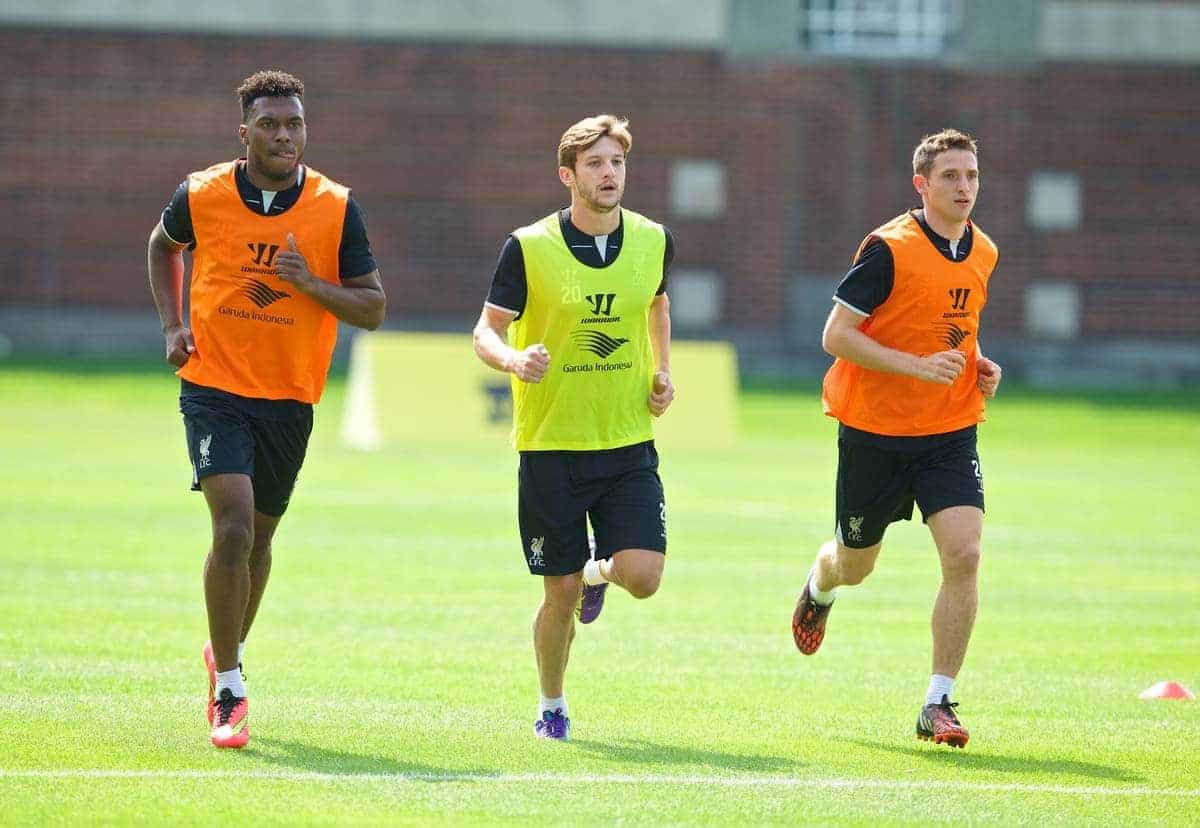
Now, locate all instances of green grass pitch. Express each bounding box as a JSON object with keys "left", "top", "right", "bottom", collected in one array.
[{"left": 1, "top": 360, "right": 1197, "bottom": 825}]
